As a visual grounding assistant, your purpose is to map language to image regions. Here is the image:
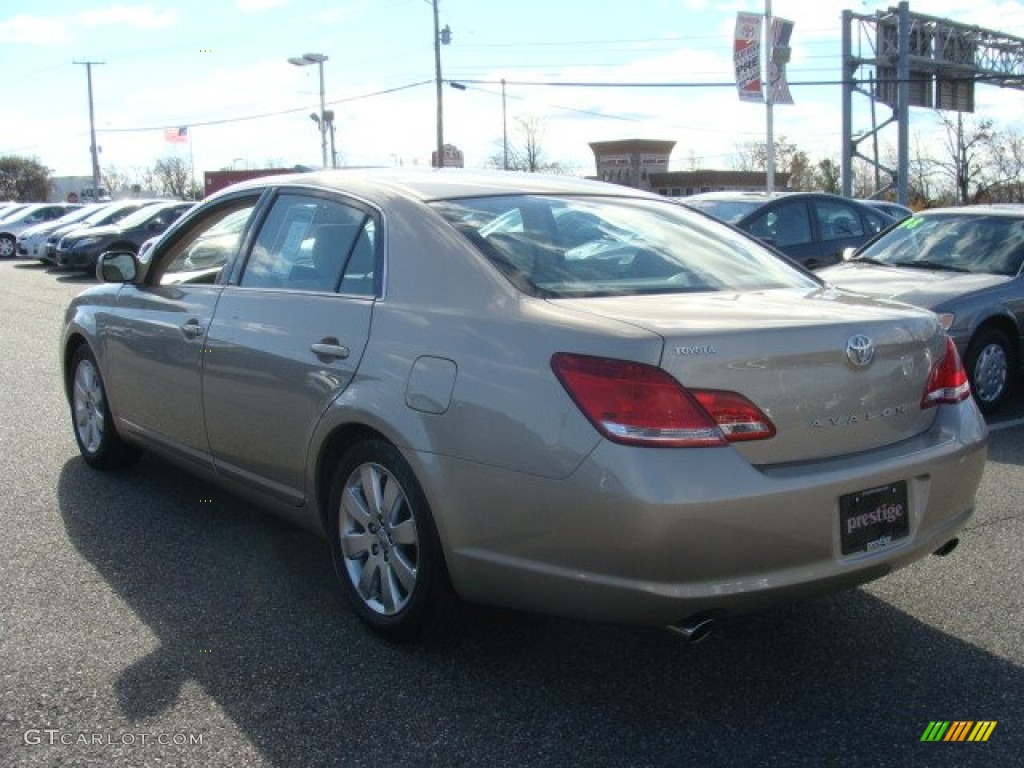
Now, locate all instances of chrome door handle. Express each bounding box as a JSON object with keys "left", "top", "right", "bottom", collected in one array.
[
  {"left": 181, "top": 320, "right": 204, "bottom": 339},
  {"left": 311, "top": 342, "right": 350, "bottom": 360}
]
